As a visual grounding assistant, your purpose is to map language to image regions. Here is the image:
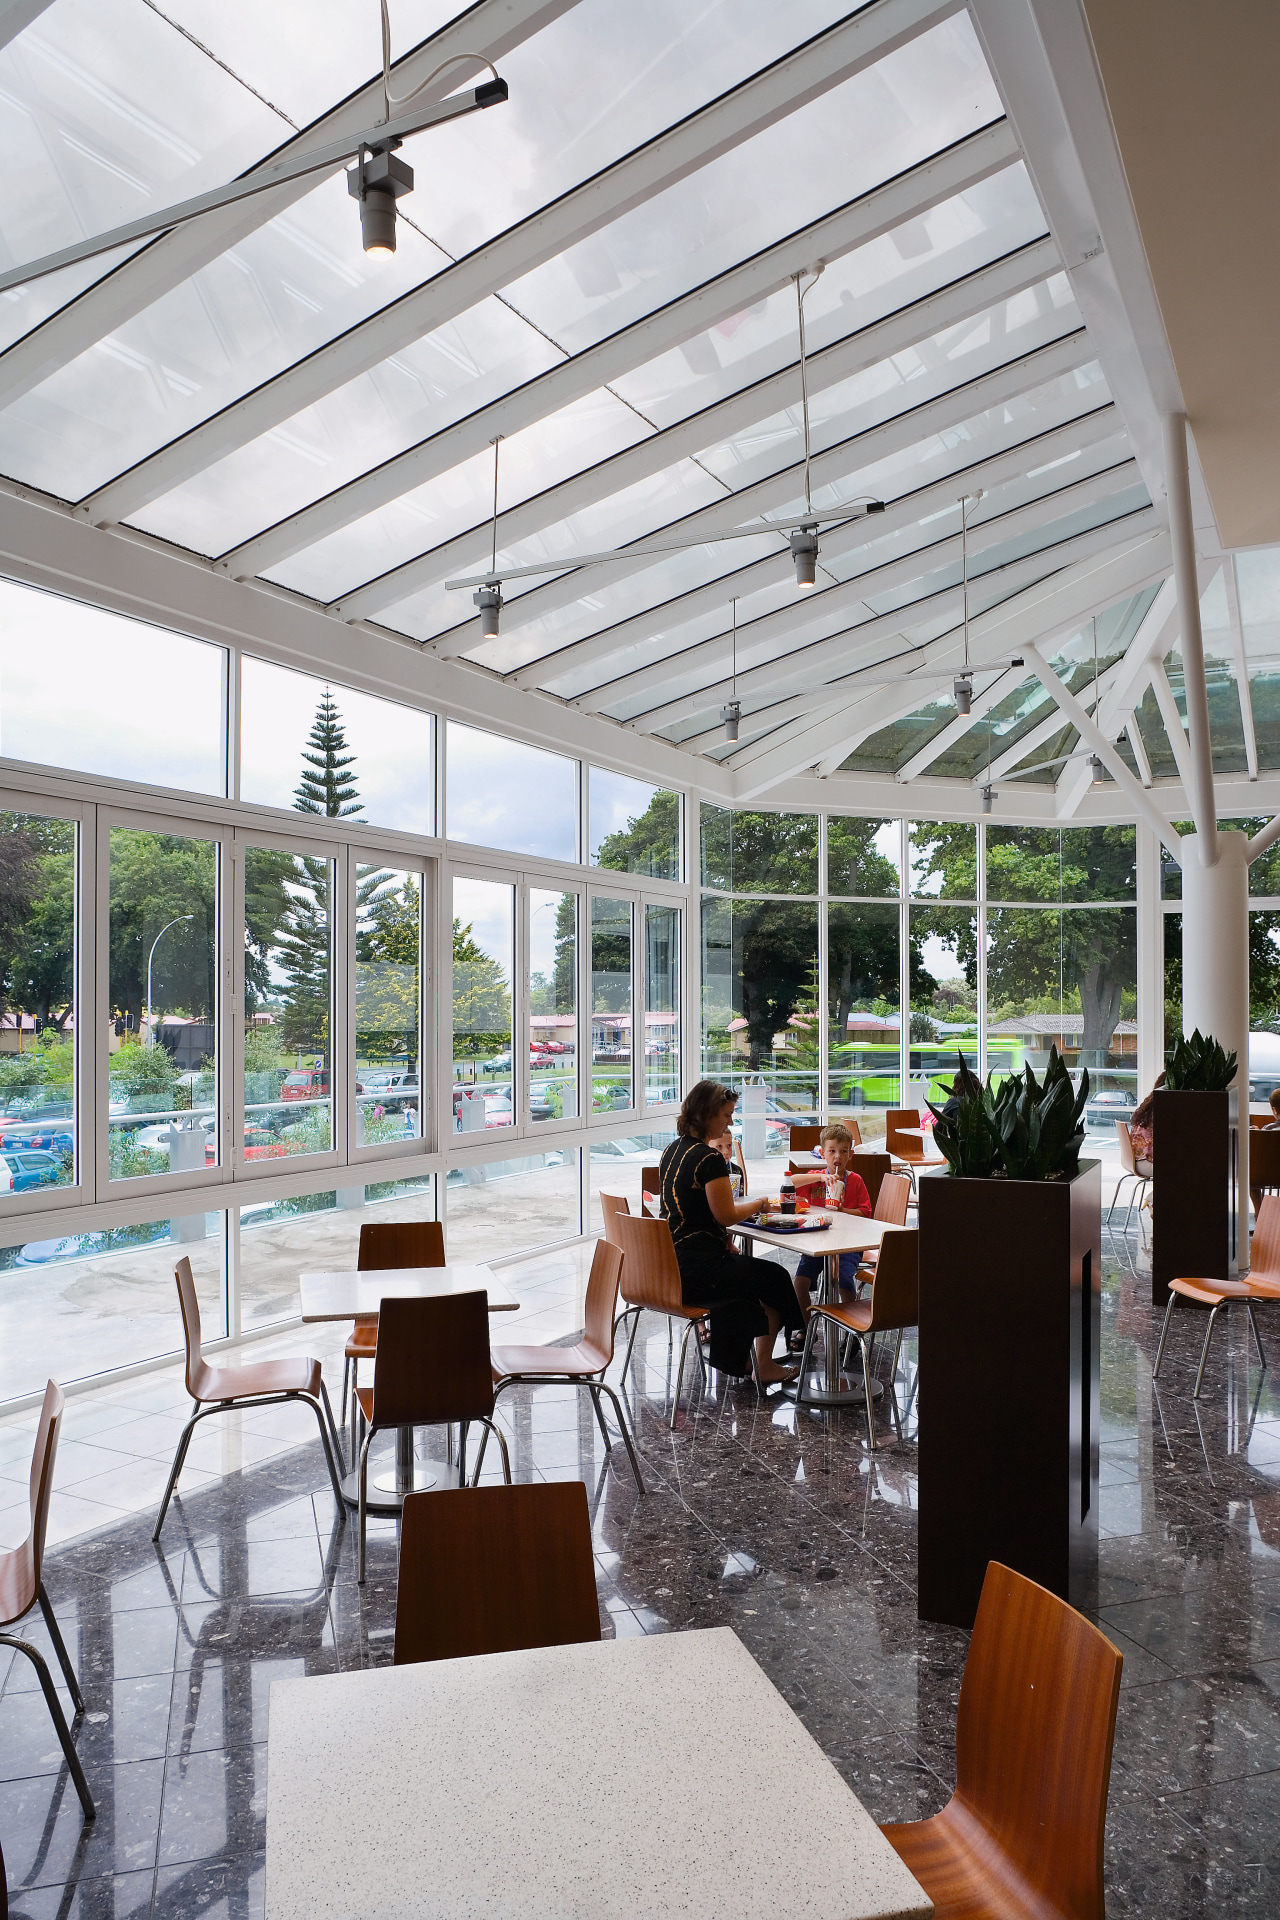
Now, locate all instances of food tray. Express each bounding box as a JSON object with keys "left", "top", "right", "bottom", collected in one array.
[{"left": 753, "top": 1213, "right": 831, "bottom": 1233}]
